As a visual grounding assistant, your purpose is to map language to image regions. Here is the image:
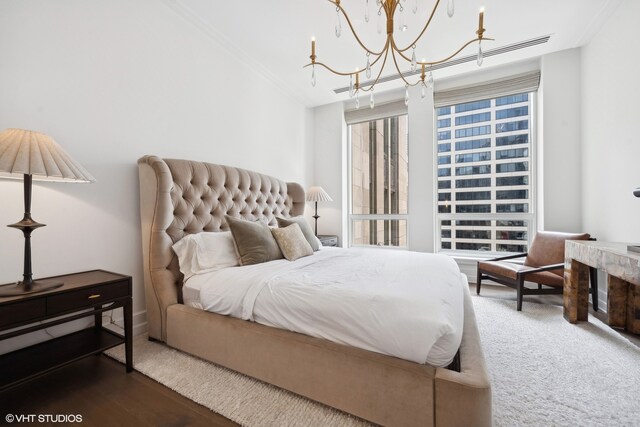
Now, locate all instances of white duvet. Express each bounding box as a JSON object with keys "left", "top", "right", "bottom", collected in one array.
[{"left": 183, "top": 247, "right": 466, "bottom": 366}]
